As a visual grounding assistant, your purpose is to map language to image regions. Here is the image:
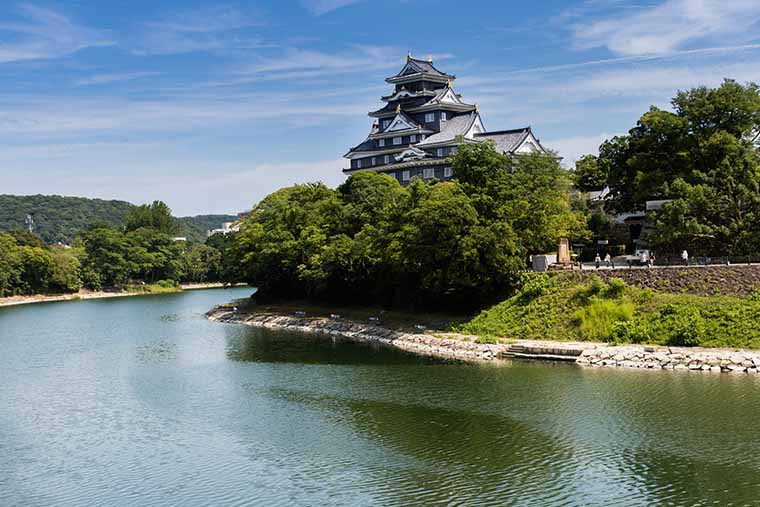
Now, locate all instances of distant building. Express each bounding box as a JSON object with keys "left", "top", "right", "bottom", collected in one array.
[
  {"left": 343, "top": 53, "right": 550, "bottom": 184},
  {"left": 207, "top": 222, "right": 240, "bottom": 237}
]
